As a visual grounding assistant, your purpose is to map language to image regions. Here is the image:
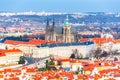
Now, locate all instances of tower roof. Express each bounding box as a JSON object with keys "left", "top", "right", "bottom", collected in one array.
[
  {"left": 64, "top": 15, "right": 70, "bottom": 27},
  {"left": 46, "top": 18, "right": 50, "bottom": 29},
  {"left": 51, "top": 18, "right": 56, "bottom": 32}
]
